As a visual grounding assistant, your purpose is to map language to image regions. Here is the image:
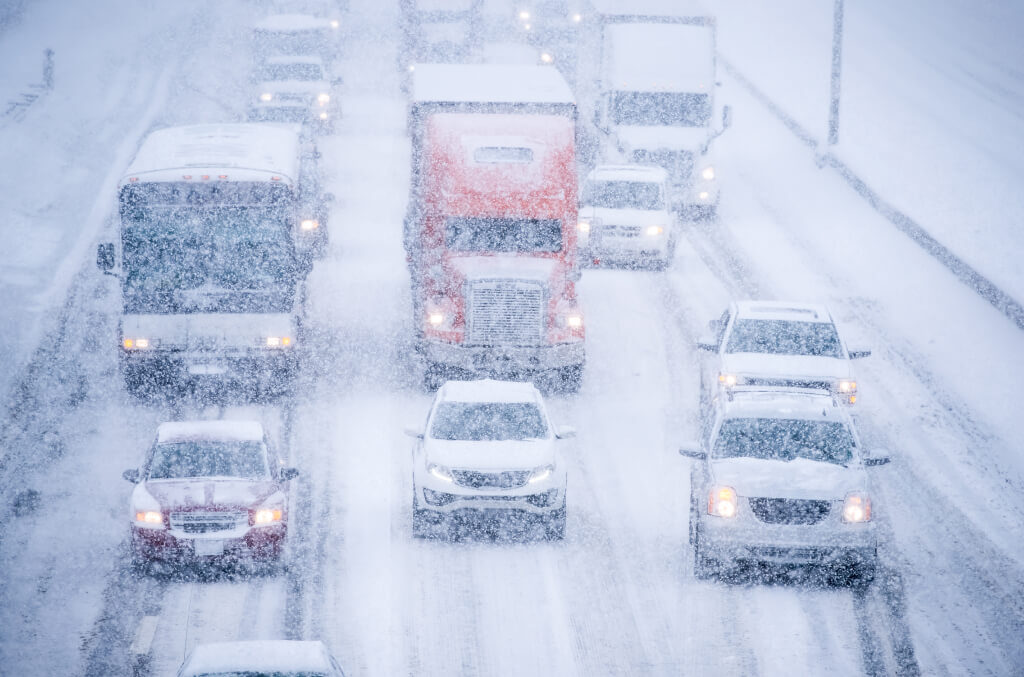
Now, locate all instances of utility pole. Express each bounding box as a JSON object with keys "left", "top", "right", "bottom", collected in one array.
[{"left": 828, "top": 0, "right": 844, "bottom": 145}]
